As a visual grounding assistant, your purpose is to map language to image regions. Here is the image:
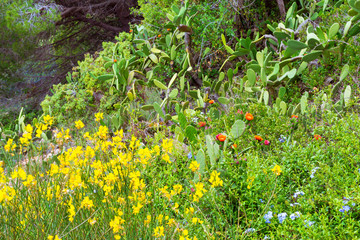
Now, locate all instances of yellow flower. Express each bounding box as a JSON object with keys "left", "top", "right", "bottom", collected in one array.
[
  {"left": 189, "top": 161, "right": 200, "bottom": 172},
  {"left": 185, "top": 207, "right": 194, "bottom": 215},
  {"left": 153, "top": 226, "right": 164, "bottom": 237},
  {"left": 132, "top": 202, "right": 143, "bottom": 214},
  {"left": 95, "top": 112, "right": 104, "bottom": 122},
  {"left": 48, "top": 235, "right": 61, "bottom": 240},
  {"left": 88, "top": 218, "right": 97, "bottom": 225},
  {"left": 43, "top": 115, "right": 54, "bottom": 126},
  {"left": 81, "top": 196, "right": 94, "bottom": 209},
  {"left": 4, "top": 138, "right": 16, "bottom": 152},
  {"left": 271, "top": 164, "right": 282, "bottom": 176},
  {"left": 192, "top": 217, "right": 203, "bottom": 224},
  {"left": 144, "top": 215, "right": 151, "bottom": 225},
  {"left": 162, "top": 153, "right": 171, "bottom": 164},
  {"left": 75, "top": 120, "right": 85, "bottom": 129},
  {"left": 36, "top": 128, "right": 43, "bottom": 138},
  {"left": 209, "top": 170, "right": 223, "bottom": 187},
  {"left": 162, "top": 139, "right": 173, "bottom": 153},
  {"left": 25, "top": 124, "right": 33, "bottom": 134}
]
